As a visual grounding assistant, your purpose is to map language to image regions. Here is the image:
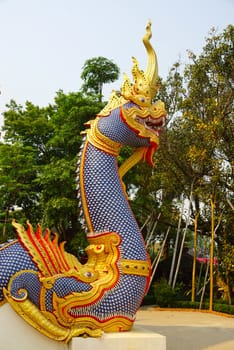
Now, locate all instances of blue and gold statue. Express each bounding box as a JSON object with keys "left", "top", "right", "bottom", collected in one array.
[{"left": 0, "top": 21, "right": 166, "bottom": 342}]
